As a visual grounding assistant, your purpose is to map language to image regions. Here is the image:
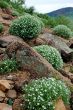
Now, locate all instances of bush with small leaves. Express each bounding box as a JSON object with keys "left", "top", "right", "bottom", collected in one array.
[
  {"left": 9, "top": 14, "right": 44, "bottom": 39},
  {"left": 0, "top": 23, "right": 3, "bottom": 33},
  {"left": 53, "top": 25, "right": 72, "bottom": 39},
  {"left": 0, "top": 1, "right": 9, "bottom": 8},
  {"left": 0, "top": 59, "right": 18, "bottom": 74},
  {"left": 34, "top": 45, "right": 63, "bottom": 70},
  {"left": 23, "top": 78, "right": 70, "bottom": 110},
  {"left": 11, "top": 10, "right": 20, "bottom": 16}
]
